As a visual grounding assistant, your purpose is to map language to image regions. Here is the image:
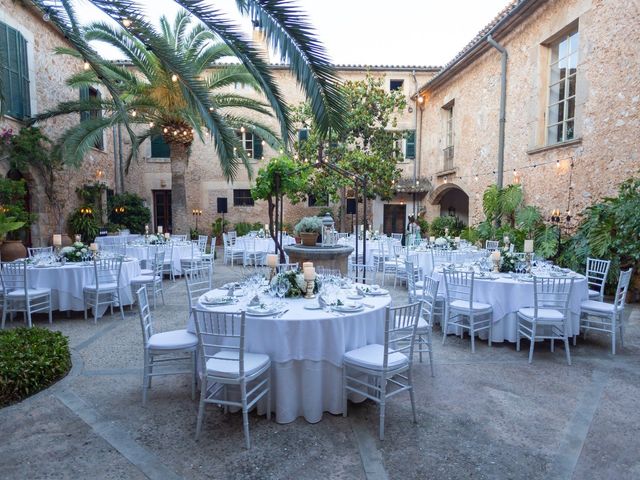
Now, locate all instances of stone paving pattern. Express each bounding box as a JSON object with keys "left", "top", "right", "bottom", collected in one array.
[{"left": 2, "top": 255, "right": 639, "bottom": 480}]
